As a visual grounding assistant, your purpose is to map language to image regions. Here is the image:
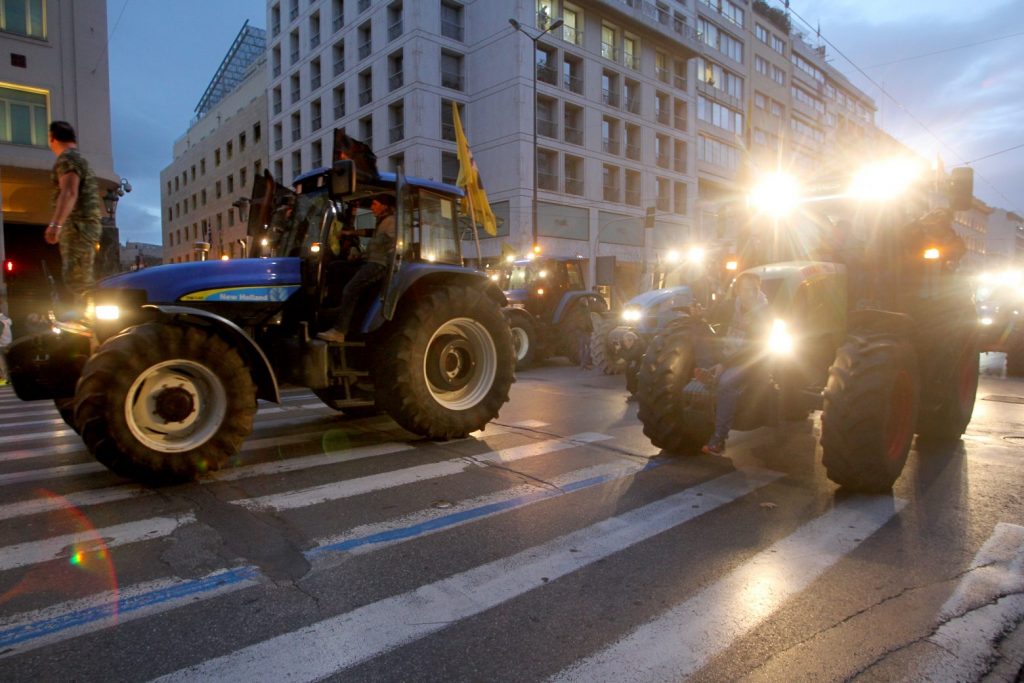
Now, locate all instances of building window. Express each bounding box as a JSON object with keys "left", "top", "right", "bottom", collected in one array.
[
  {"left": 537, "top": 95, "right": 557, "bottom": 139},
  {"left": 291, "top": 73, "right": 301, "bottom": 103},
  {"left": 213, "top": 151, "right": 220, "bottom": 168},
  {"left": 565, "top": 155, "right": 583, "bottom": 196},
  {"left": 272, "top": 45, "right": 281, "bottom": 78},
  {"left": 359, "top": 115, "right": 373, "bottom": 148},
  {"left": 239, "top": 132, "right": 246, "bottom": 151},
  {"left": 656, "top": 133, "right": 670, "bottom": 168},
  {"left": 564, "top": 103, "right": 583, "bottom": 146},
  {"left": 312, "top": 139, "right": 323, "bottom": 168},
  {"left": 602, "top": 164, "right": 620, "bottom": 202},
  {"left": 537, "top": 44, "right": 558, "bottom": 86},
  {"left": 272, "top": 86, "right": 283, "bottom": 115},
  {"left": 388, "top": 50, "right": 404, "bottom": 91},
  {"left": 271, "top": 3, "right": 281, "bottom": 36},
  {"left": 601, "top": 23, "right": 618, "bottom": 61},
  {"left": 656, "top": 177, "right": 670, "bottom": 212},
  {"left": 226, "top": 141, "right": 233, "bottom": 160},
  {"left": 441, "top": 99, "right": 463, "bottom": 141},
  {"left": 215, "top": 182, "right": 222, "bottom": 199},
  {"left": 697, "top": 95, "right": 743, "bottom": 134},
  {"left": 358, "top": 21, "right": 371, "bottom": 60},
  {"left": 655, "top": 50, "right": 669, "bottom": 83},
  {"left": 273, "top": 123, "right": 283, "bottom": 151},
  {"left": 291, "top": 112, "right": 302, "bottom": 142},
  {"left": 655, "top": 91, "right": 670, "bottom": 125},
  {"left": 310, "top": 57, "right": 322, "bottom": 90},
  {"left": 240, "top": 167, "right": 247, "bottom": 187},
  {"left": 332, "top": 0, "right": 344, "bottom": 31},
  {"left": 441, "top": 151, "right": 459, "bottom": 185},
  {"left": 601, "top": 116, "right": 620, "bottom": 155},
  {"left": 0, "top": 0, "right": 45, "bottom": 39},
  {"left": 227, "top": 175, "right": 234, "bottom": 194},
  {"left": 673, "top": 98, "right": 687, "bottom": 132},
  {"left": 601, "top": 70, "right": 619, "bottom": 108},
  {"left": 358, "top": 0, "right": 370, "bottom": 12},
  {"left": 625, "top": 170, "right": 641, "bottom": 206},
  {"left": 624, "top": 123, "right": 640, "bottom": 160},
  {"left": 292, "top": 150, "right": 302, "bottom": 178},
  {"left": 201, "top": 189, "right": 207, "bottom": 206},
  {"left": 0, "top": 84, "right": 48, "bottom": 146},
  {"left": 622, "top": 35, "right": 639, "bottom": 70},
  {"left": 673, "top": 139, "right": 687, "bottom": 173},
  {"left": 537, "top": 148, "right": 558, "bottom": 191},
  {"left": 254, "top": 122, "right": 262, "bottom": 142},
  {"left": 309, "top": 11, "right": 321, "bottom": 48},
  {"left": 274, "top": 159, "right": 284, "bottom": 180},
  {"left": 333, "top": 40, "right": 345, "bottom": 77},
  {"left": 441, "top": 51, "right": 464, "bottom": 90},
  {"left": 562, "top": 3, "right": 582, "bottom": 46},
  {"left": 290, "top": 29, "right": 300, "bottom": 64},
  {"left": 562, "top": 53, "right": 583, "bottom": 94},
  {"left": 389, "top": 100, "right": 404, "bottom": 143},
  {"left": 441, "top": 1, "right": 464, "bottom": 41},
  {"left": 358, "top": 69, "right": 373, "bottom": 105},
  {"left": 333, "top": 85, "right": 346, "bottom": 119},
  {"left": 289, "top": 0, "right": 299, "bottom": 21},
  {"left": 390, "top": 152, "right": 404, "bottom": 173},
  {"left": 311, "top": 98, "right": 322, "bottom": 130},
  {"left": 388, "top": 1, "right": 403, "bottom": 41},
  {"left": 623, "top": 79, "right": 640, "bottom": 114}
]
